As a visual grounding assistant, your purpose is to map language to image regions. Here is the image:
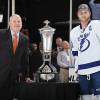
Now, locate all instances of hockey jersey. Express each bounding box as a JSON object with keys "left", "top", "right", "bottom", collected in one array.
[{"left": 70, "top": 20, "right": 100, "bottom": 75}]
